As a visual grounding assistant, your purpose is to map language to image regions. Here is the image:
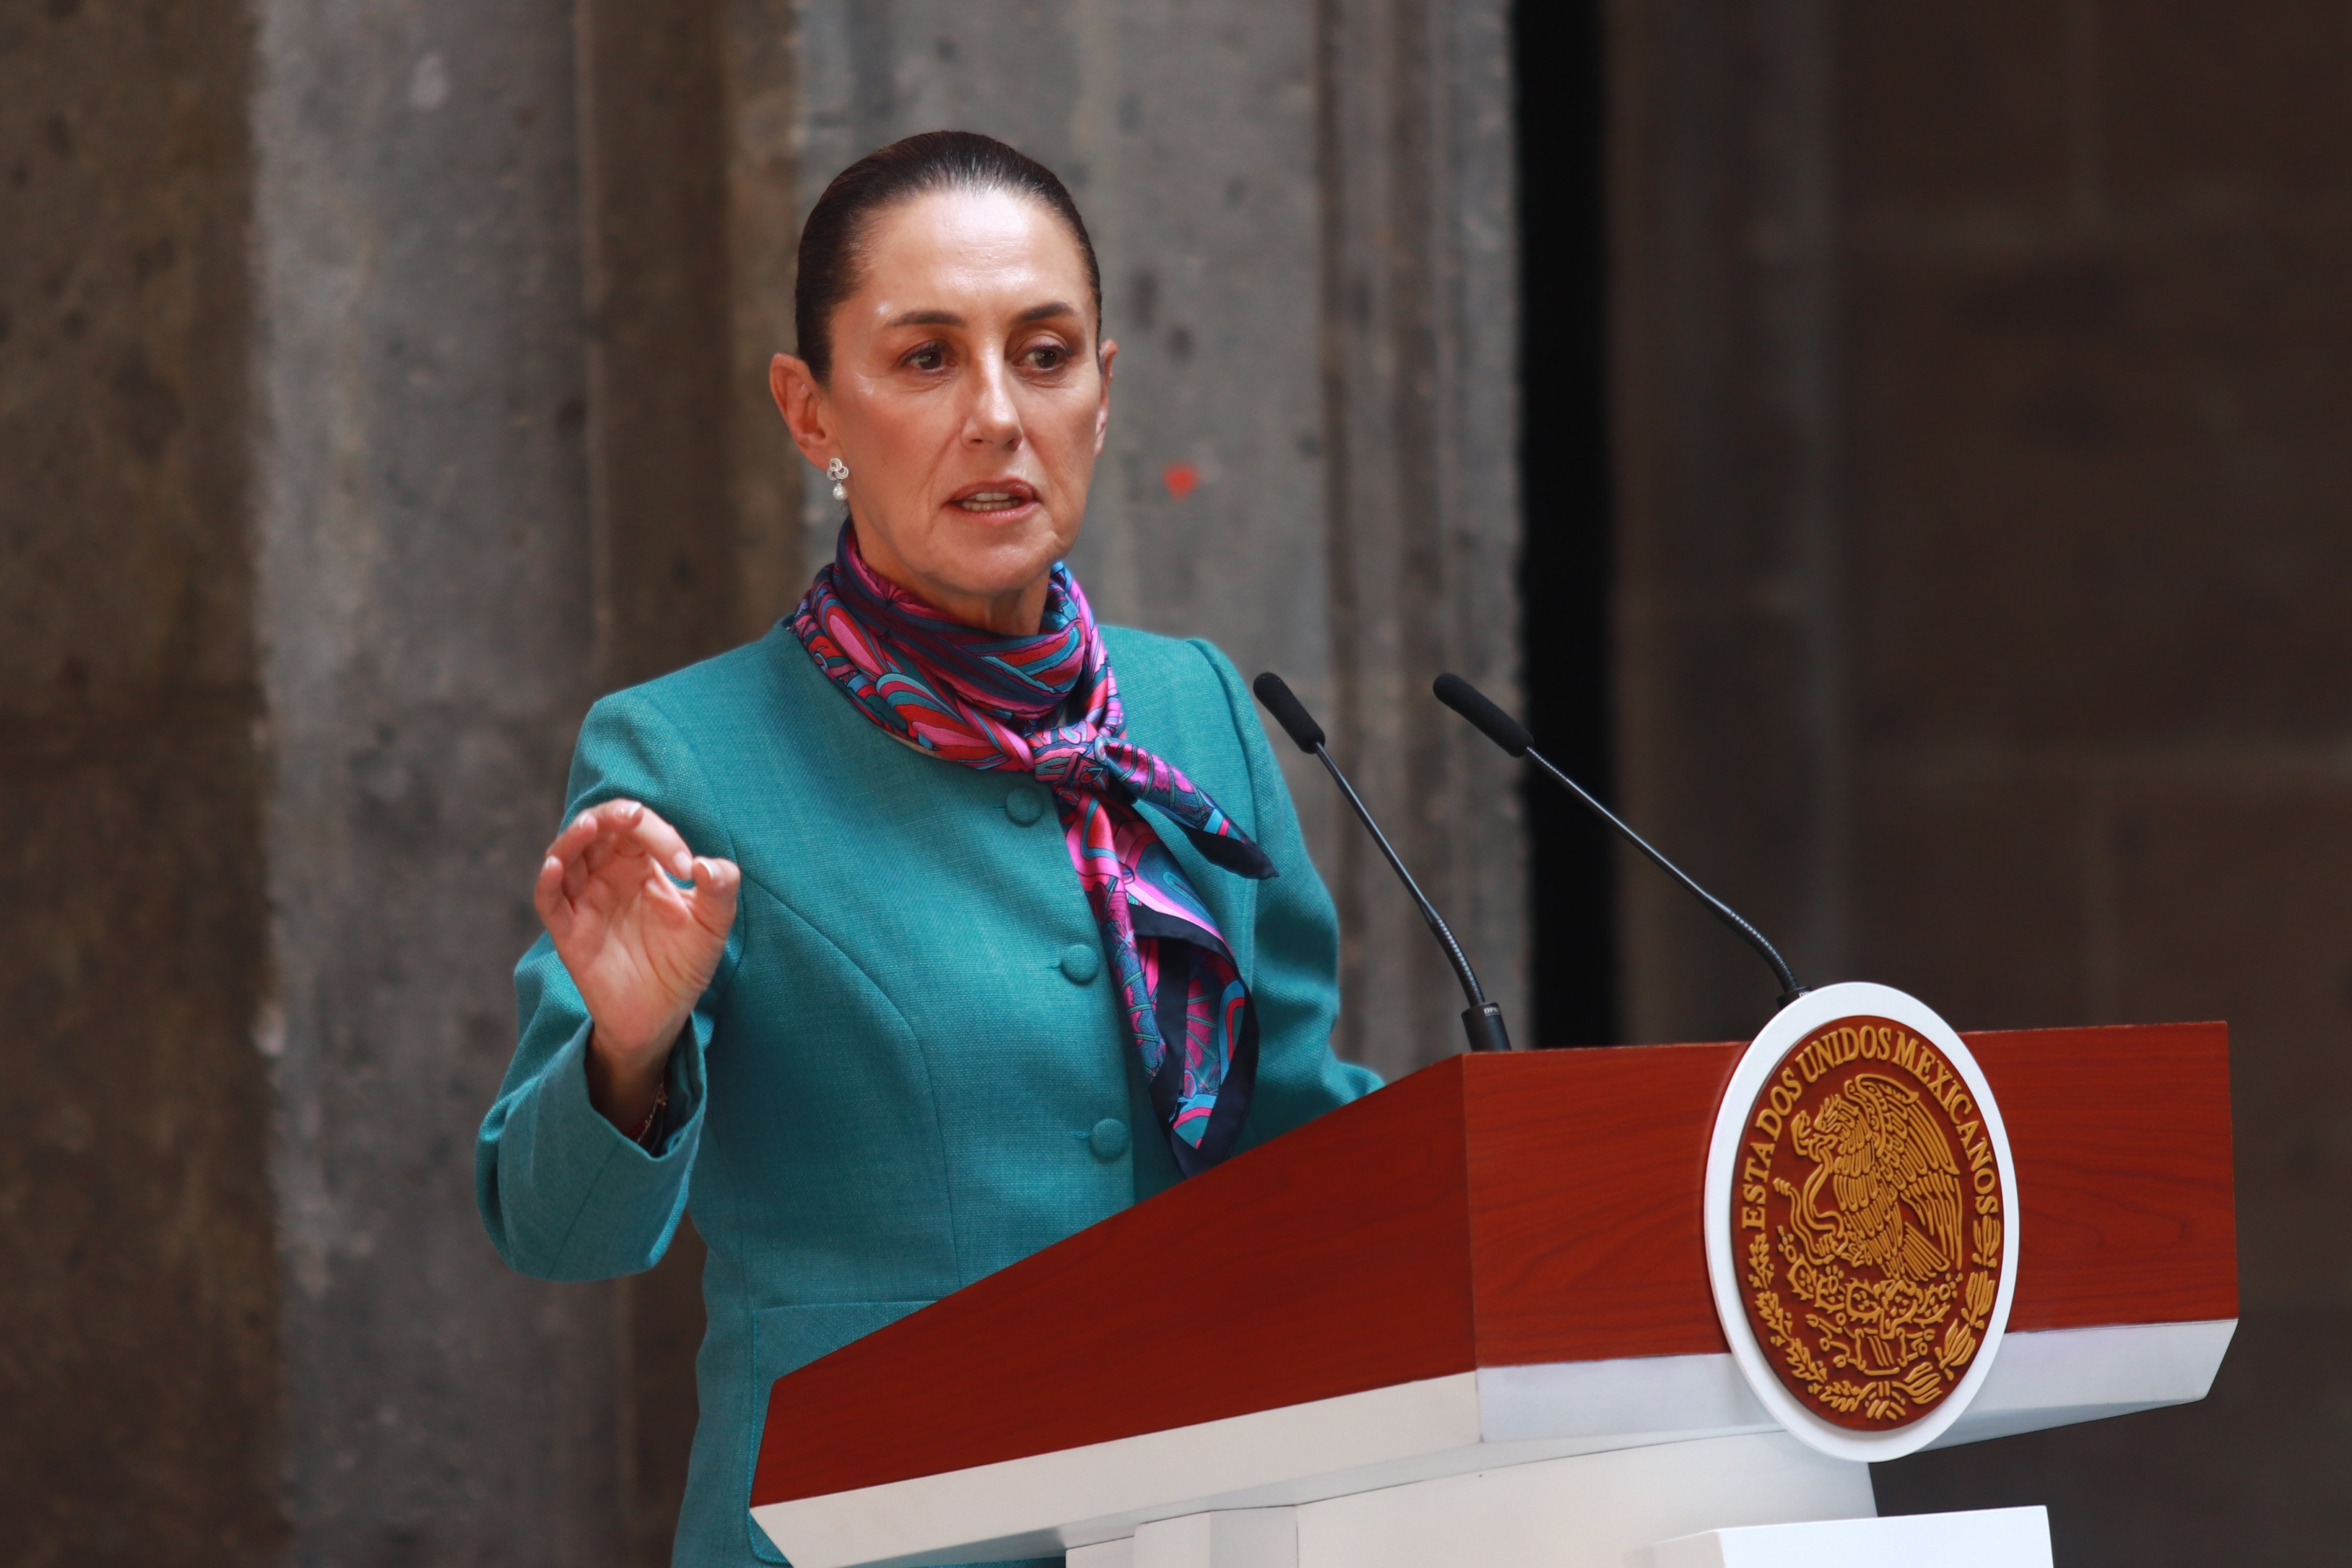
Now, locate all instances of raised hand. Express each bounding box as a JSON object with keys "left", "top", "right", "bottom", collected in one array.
[{"left": 534, "top": 800, "right": 740, "bottom": 1131}]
